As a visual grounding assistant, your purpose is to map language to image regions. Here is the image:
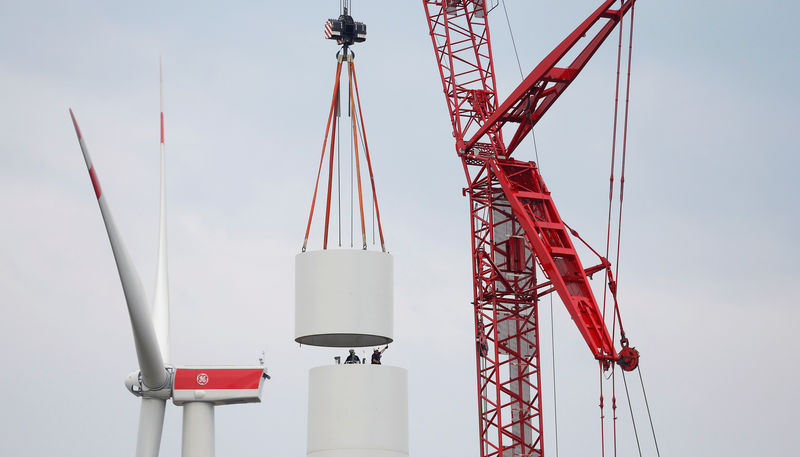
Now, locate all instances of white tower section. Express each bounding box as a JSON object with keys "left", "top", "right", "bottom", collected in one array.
[
  {"left": 296, "top": 249, "right": 408, "bottom": 457},
  {"left": 295, "top": 250, "right": 393, "bottom": 347},
  {"left": 307, "top": 365, "right": 408, "bottom": 457}
]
